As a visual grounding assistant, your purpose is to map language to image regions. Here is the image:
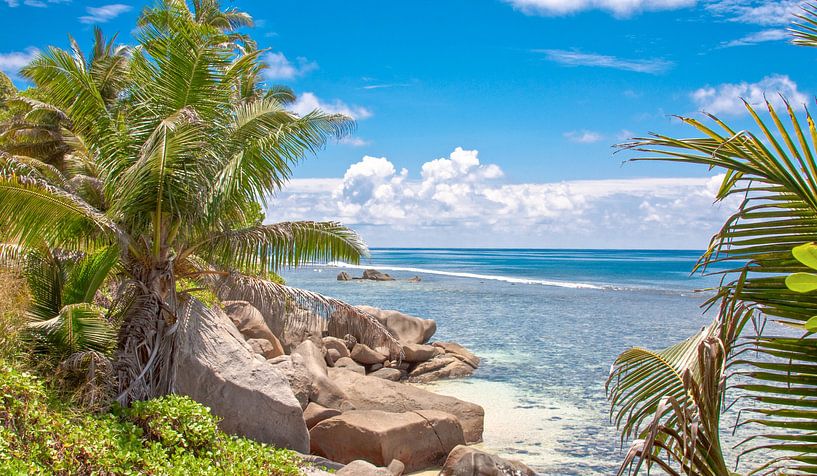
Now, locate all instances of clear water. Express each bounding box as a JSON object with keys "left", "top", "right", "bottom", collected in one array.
[{"left": 279, "top": 249, "right": 752, "bottom": 475}]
